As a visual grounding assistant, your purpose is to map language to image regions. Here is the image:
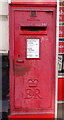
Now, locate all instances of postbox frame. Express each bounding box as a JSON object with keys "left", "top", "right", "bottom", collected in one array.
[{"left": 8, "top": 0, "right": 59, "bottom": 118}]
